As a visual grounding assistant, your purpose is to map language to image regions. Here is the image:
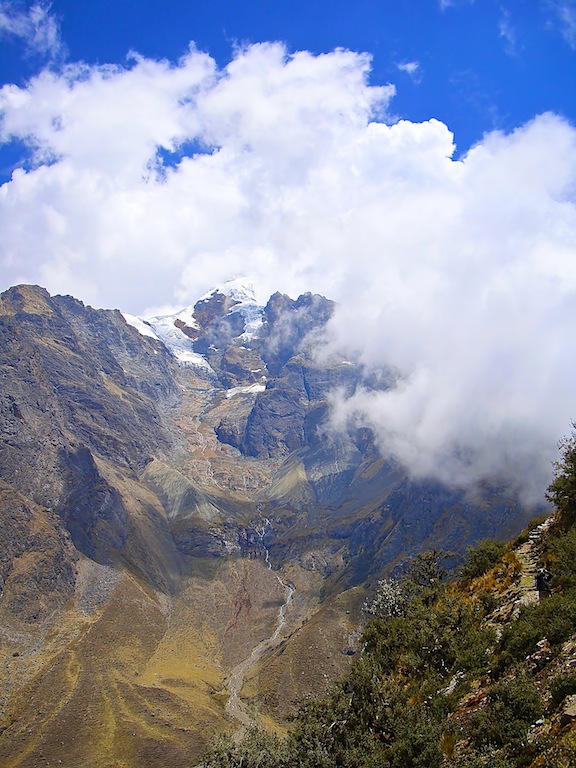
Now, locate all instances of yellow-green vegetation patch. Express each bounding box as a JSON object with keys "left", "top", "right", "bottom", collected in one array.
[{"left": 140, "top": 623, "right": 225, "bottom": 702}]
